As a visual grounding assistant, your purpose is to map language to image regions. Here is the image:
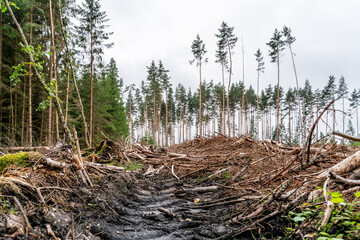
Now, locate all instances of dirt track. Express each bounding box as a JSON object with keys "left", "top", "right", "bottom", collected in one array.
[{"left": 85, "top": 174, "right": 236, "bottom": 240}]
